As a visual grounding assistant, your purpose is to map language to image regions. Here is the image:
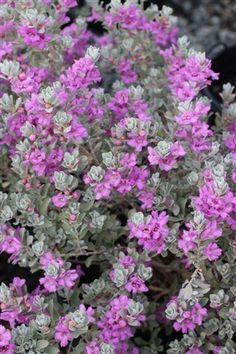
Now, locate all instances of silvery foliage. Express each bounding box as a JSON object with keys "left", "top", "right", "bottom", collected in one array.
[{"left": 0, "top": 0, "right": 235, "bottom": 353}]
